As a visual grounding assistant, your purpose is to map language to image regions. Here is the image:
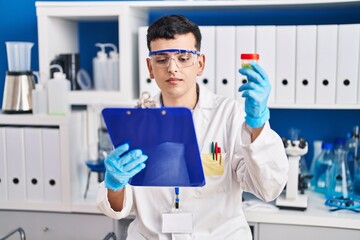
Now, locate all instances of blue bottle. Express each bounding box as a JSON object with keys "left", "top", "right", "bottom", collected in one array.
[{"left": 310, "top": 142, "right": 334, "bottom": 194}]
